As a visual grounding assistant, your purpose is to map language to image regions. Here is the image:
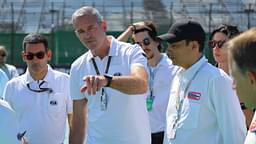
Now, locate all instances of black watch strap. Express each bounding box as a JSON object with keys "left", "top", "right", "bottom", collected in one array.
[{"left": 104, "top": 74, "right": 113, "bottom": 87}]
